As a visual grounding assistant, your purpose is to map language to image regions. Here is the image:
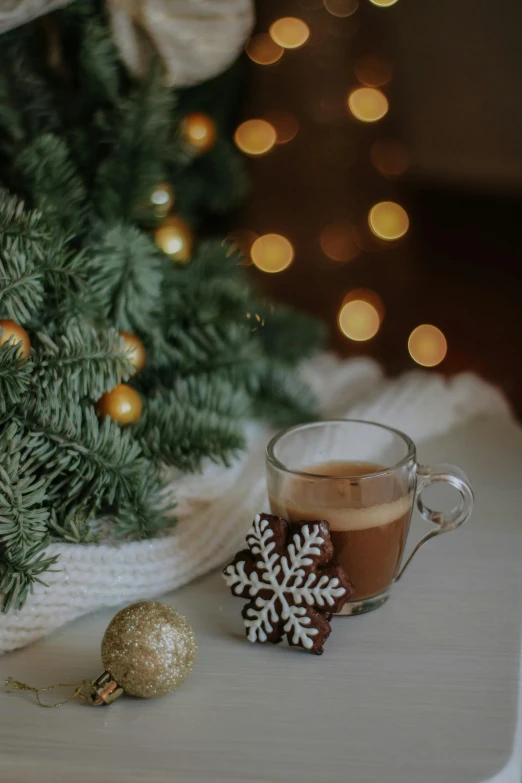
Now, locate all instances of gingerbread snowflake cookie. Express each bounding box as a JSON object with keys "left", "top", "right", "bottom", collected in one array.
[{"left": 223, "top": 513, "right": 353, "bottom": 655}]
